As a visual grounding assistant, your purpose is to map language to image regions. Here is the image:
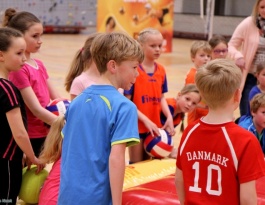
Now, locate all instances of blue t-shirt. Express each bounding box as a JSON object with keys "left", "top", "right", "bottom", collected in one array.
[
  {"left": 58, "top": 85, "right": 139, "bottom": 205},
  {"left": 238, "top": 115, "right": 265, "bottom": 154}
]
